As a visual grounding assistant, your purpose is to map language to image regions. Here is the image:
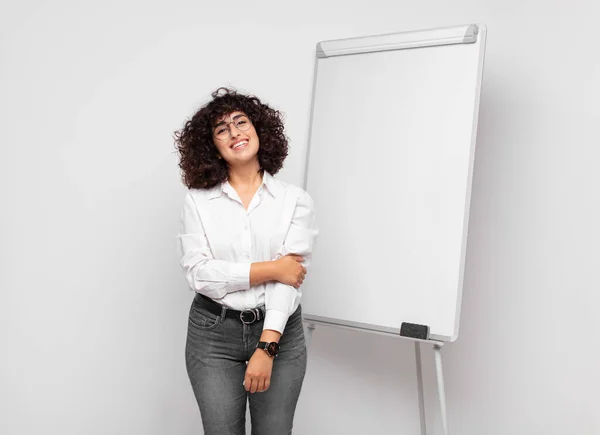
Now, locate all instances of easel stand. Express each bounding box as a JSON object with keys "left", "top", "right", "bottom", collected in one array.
[{"left": 304, "top": 324, "right": 449, "bottom": 435}]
